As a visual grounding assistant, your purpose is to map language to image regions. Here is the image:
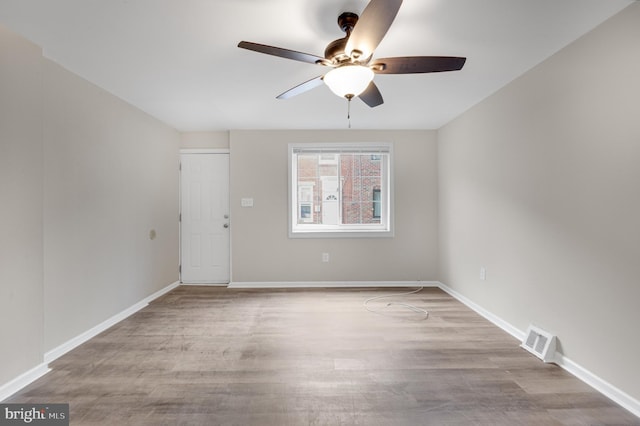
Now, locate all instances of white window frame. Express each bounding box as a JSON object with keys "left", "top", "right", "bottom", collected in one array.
[{"left": 288, "top": 142, "right": 394, "bottom": 238}]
